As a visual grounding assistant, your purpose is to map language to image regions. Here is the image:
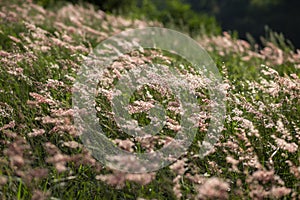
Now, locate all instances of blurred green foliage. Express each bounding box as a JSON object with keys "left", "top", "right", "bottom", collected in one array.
[
  {"left": 32, "top": 0, "right": 300, "bottom": 48},
  {"left": 33, "top": 0, "right": 221, "bottom": 36},
  {"left": 139, "top": 0, "right": 221, "bottom": 36}
]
